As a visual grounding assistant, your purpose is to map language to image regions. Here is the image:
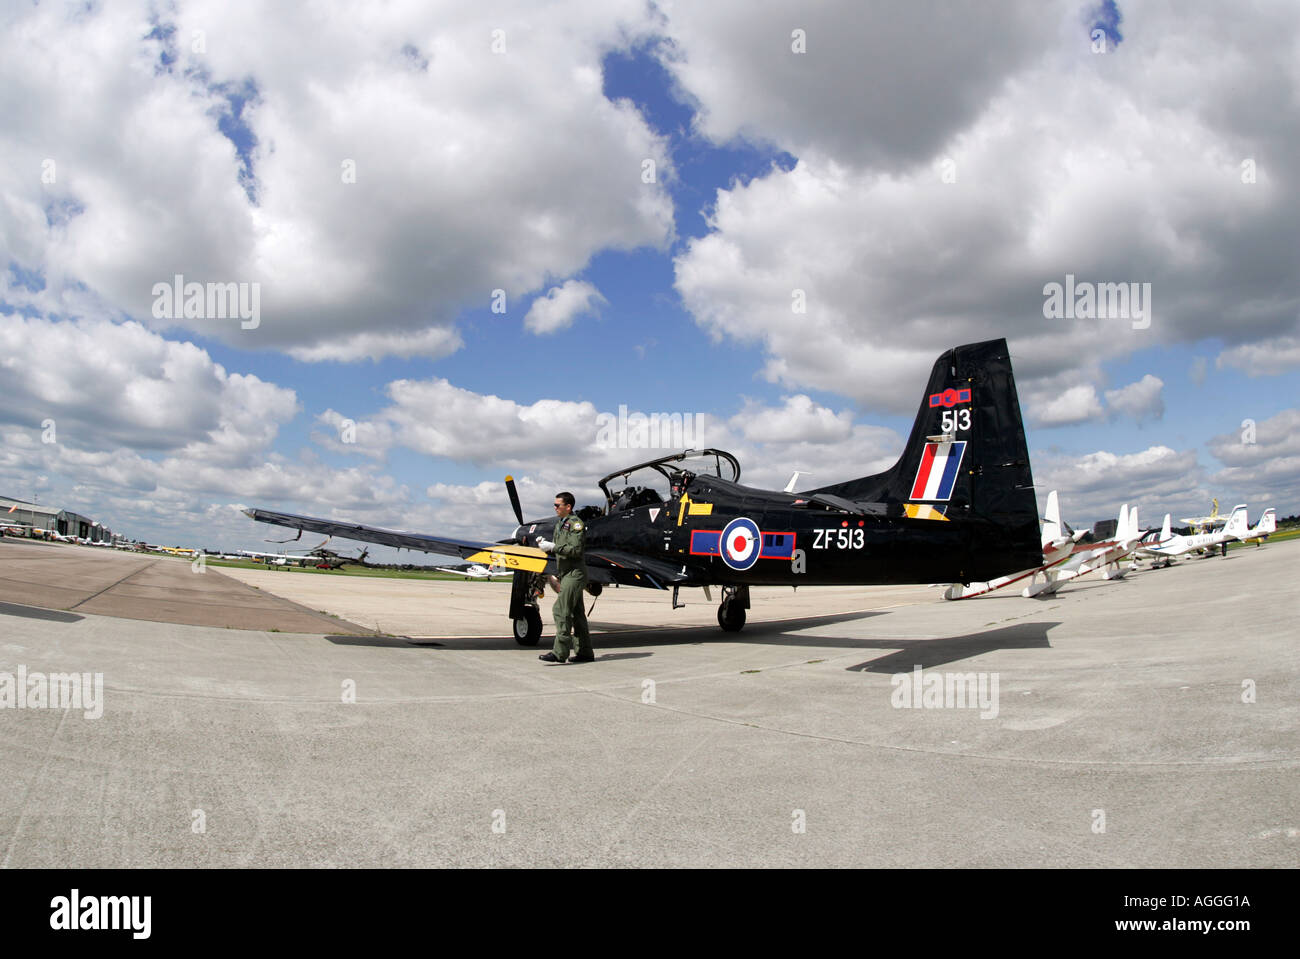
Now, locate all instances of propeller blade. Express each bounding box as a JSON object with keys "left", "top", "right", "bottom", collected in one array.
[{"left": 505, "top": 475, "right": 525, "bottom": 526}]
